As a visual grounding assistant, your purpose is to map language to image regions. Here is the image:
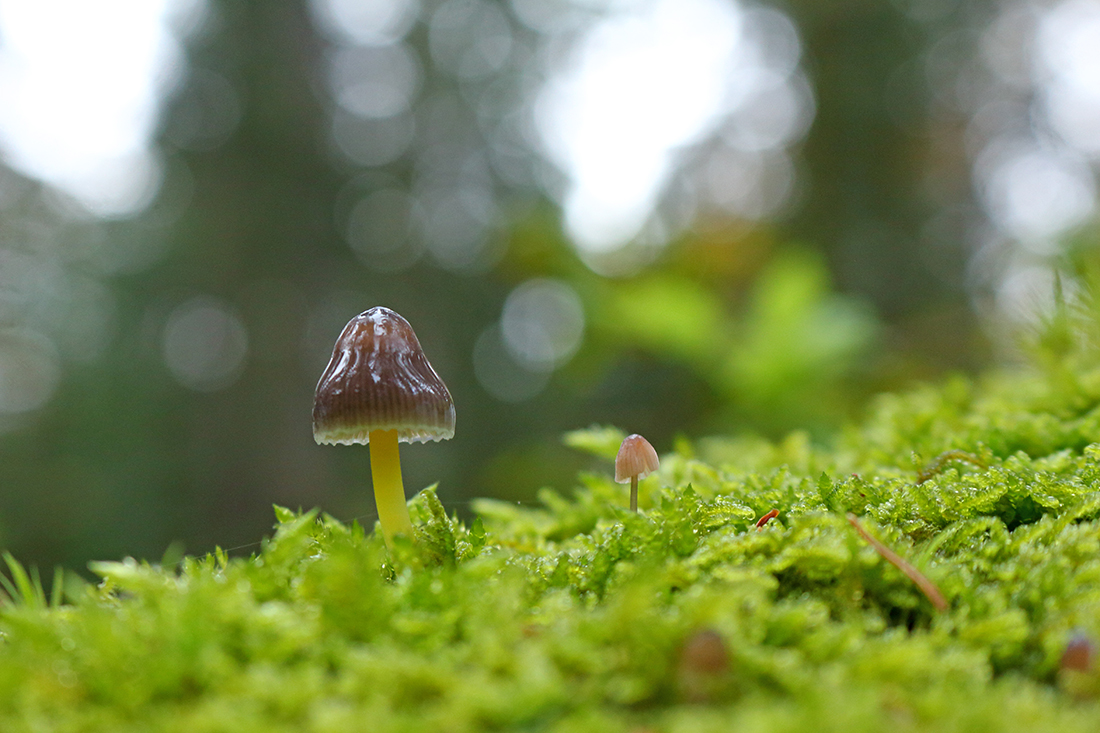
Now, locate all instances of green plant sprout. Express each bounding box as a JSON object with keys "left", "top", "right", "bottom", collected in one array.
[{"left": 312, "top": 307, "right": 455, "bottom": 547}]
